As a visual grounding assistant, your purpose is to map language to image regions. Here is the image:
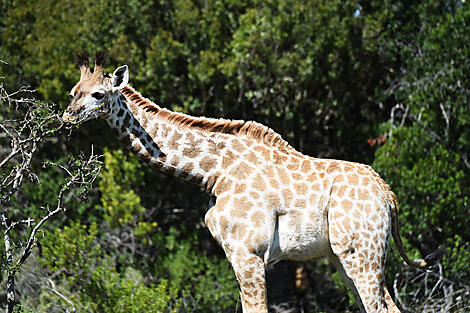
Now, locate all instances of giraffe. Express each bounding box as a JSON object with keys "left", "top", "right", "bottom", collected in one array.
[{"left": 62, "top": 53, "right": 444, "bottom": 313}]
